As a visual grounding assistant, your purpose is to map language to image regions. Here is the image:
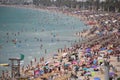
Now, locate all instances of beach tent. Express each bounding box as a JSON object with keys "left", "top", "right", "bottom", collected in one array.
[{"left": 94, "top": 77, "right": 101, "bottom": 80}]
